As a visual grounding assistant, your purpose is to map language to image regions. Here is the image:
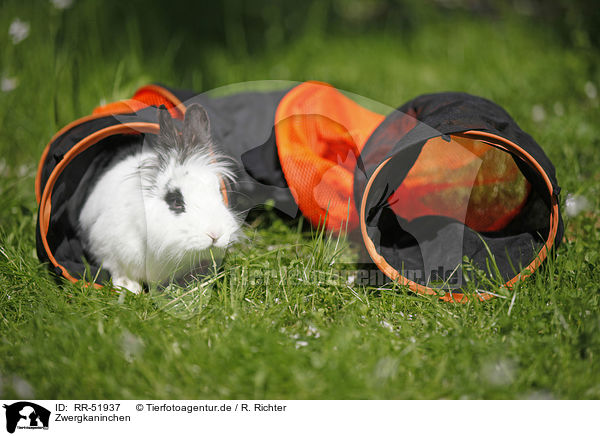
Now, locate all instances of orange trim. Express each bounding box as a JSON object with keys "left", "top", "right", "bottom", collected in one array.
[
  {"left": 36, "top": 85, "right": 185, "bottom": 204},
  {"left": 39, "top": 122, "right": 160, "bottom": 286},
  {"left": 359, "top": 131, "right": 559, "bottom": 302},
  {"left": 36, "top": 109, "right": 137, "bottom": 204},
  {"left": 219, "top": 179, "right": 229, "bottom": 206},
  {"left": 459, "top": 131, "right": 559, "bottom": 289}
]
